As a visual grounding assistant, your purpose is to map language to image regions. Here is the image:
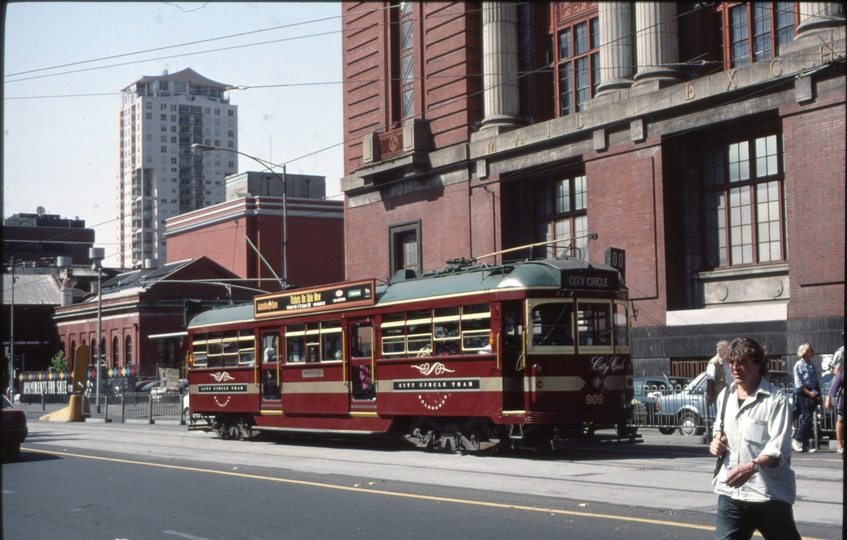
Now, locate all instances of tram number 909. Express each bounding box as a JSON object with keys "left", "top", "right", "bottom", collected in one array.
[{"left": 586, "top": 394, "right": 604, "bottom": 405}]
